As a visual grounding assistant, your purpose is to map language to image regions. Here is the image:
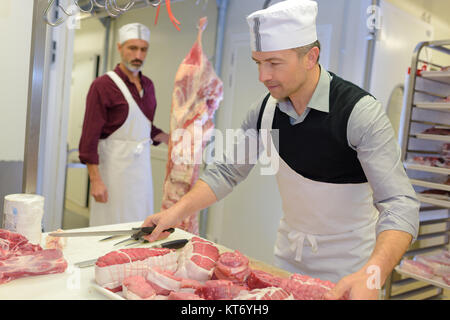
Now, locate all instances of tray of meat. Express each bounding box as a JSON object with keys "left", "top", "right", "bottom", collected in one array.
[
  {"left": 420, "top": 189, "right": 450, "bottom": 201},
  {"left": 404, "top": 157, "right": 450, "bottom": 175},
  {"left": 395, "top": 256, "right": 450, "bottom": 291},
  {"left": 415, "top": 127, "right": 450, "bottom": 142}
]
